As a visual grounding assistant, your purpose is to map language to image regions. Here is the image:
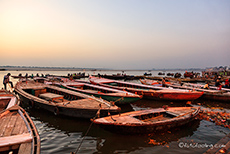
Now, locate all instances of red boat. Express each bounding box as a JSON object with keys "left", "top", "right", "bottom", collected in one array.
[
  {"left": 93, "top": 107, "right": 200, "bottom": 134},
  {"left": 89, "top": 76, "right": 203, "bottom": 101}
]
